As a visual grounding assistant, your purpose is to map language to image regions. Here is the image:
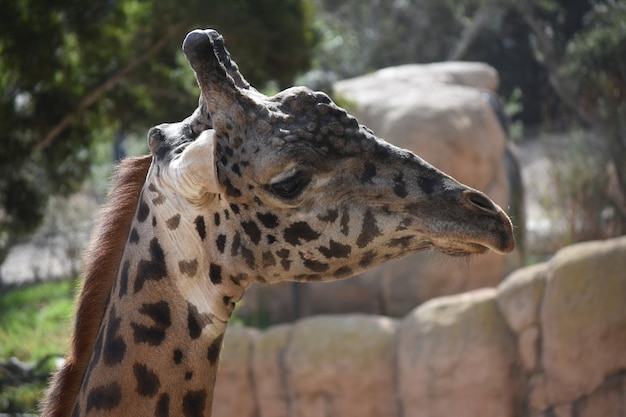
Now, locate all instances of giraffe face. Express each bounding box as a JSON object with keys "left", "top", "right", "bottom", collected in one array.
[{"left": 148, "top": 29, "right": 514, "bottom": 284}]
